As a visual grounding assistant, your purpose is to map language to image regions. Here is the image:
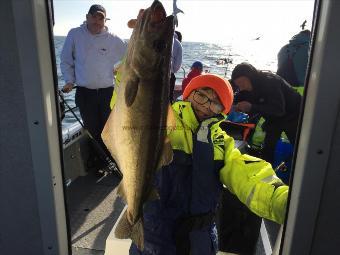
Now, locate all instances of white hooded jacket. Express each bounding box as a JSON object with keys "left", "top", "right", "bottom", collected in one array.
[{"left": 60, "top": 23, "right": 127, "bottom": 89}]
